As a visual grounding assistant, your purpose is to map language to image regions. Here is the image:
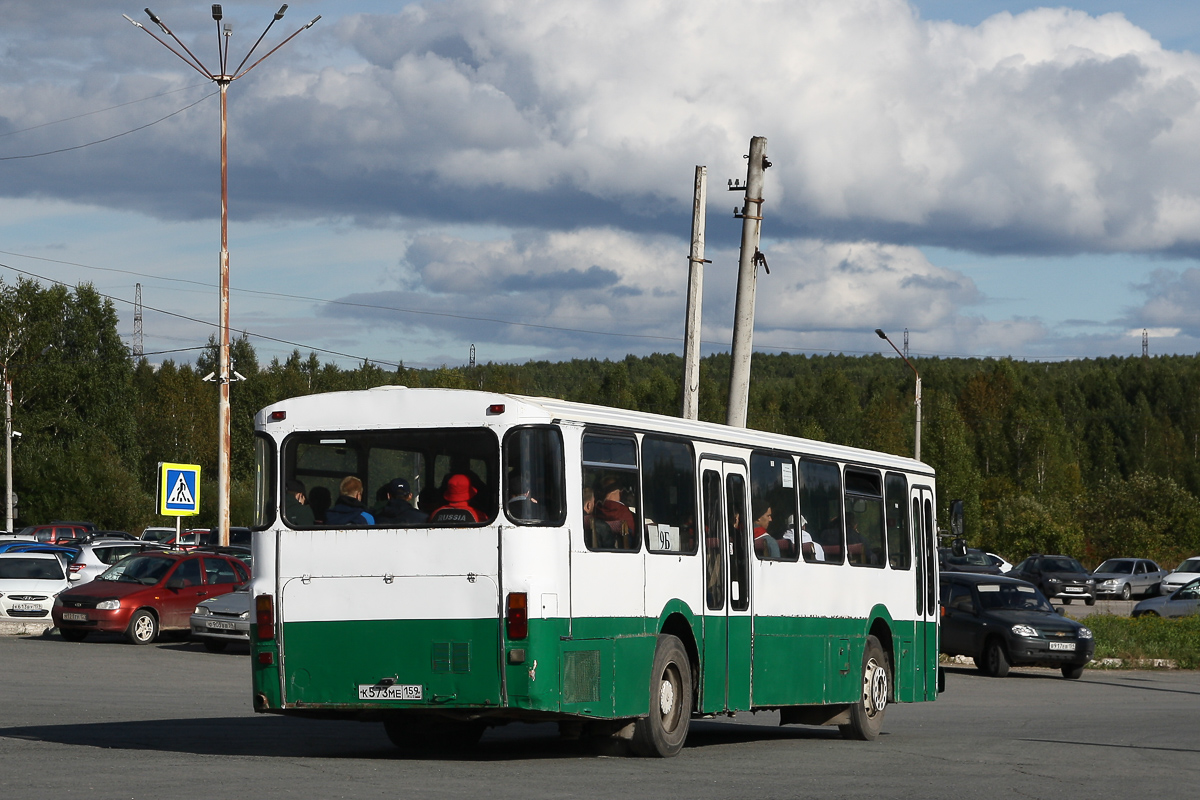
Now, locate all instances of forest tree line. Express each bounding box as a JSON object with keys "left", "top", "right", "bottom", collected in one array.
[{"left": 3, "top": 278, "right": 1199, "bottom": 568}]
